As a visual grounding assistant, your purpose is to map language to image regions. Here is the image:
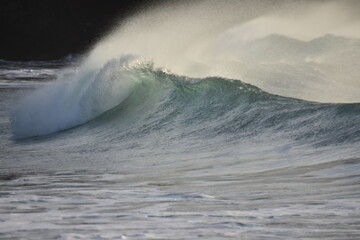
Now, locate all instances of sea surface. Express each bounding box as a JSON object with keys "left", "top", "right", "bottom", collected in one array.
[
  {"left": 1, "top": 1, "right": 360, "bottom": 239},
  {"left": 1, "top": 56, "right": 360, "bottom": 240}
]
